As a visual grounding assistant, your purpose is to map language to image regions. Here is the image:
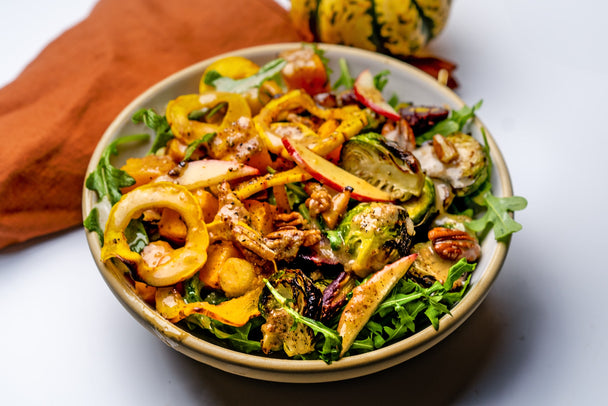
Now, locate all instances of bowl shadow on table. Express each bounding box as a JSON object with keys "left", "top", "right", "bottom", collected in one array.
[{"left": 159, "top": 280, "right": 538, "bottom": 406}]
